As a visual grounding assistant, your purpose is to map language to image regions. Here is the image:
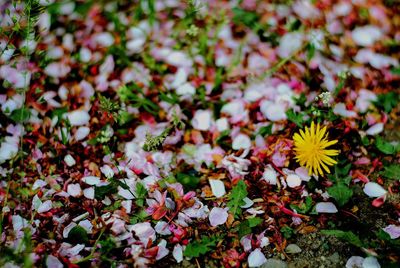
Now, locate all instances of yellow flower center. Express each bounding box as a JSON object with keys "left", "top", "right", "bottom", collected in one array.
[{"left": 293, "top": 122, "right": 339, "bottom": 176}]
